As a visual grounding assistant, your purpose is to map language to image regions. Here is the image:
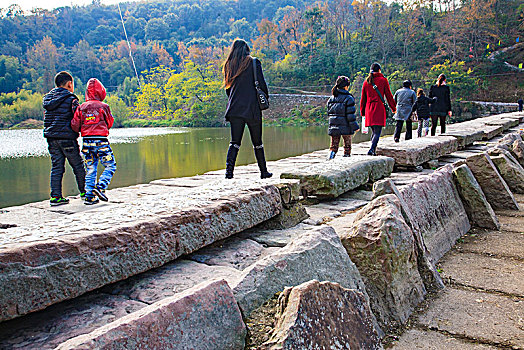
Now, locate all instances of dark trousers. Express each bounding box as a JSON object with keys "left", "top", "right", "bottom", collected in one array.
[
  {"left": 330, "top": 135, "right": 352, "bottom": 155},
  {"left": 47, "top": 138, "right": 85, "bottom": 198},
  {"left": 431, "top": 115, "right": 446, "bottom": 136},
  {"left": 229, "top": 117, "right": 262, "bottom": 147},
  {"left": 369, "top": 125, "right": 383, "bottom": 154},
  {"left": 394, "top": 119, "right": 413, "bottom": 141}
]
